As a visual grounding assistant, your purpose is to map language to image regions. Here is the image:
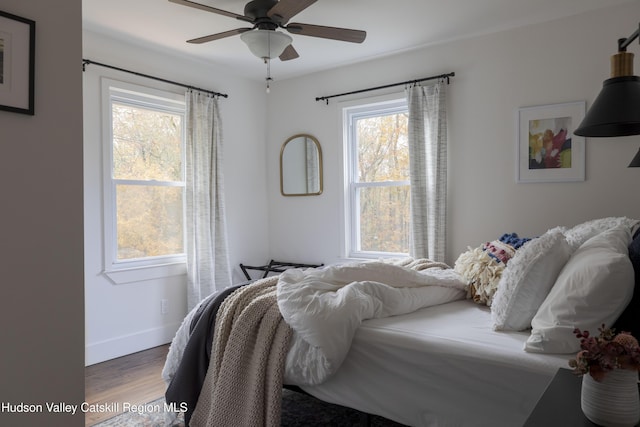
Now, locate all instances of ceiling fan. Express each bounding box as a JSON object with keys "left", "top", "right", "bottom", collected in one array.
[{"left": 168, "top": 0, "right": 367, "bottom": 61}]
